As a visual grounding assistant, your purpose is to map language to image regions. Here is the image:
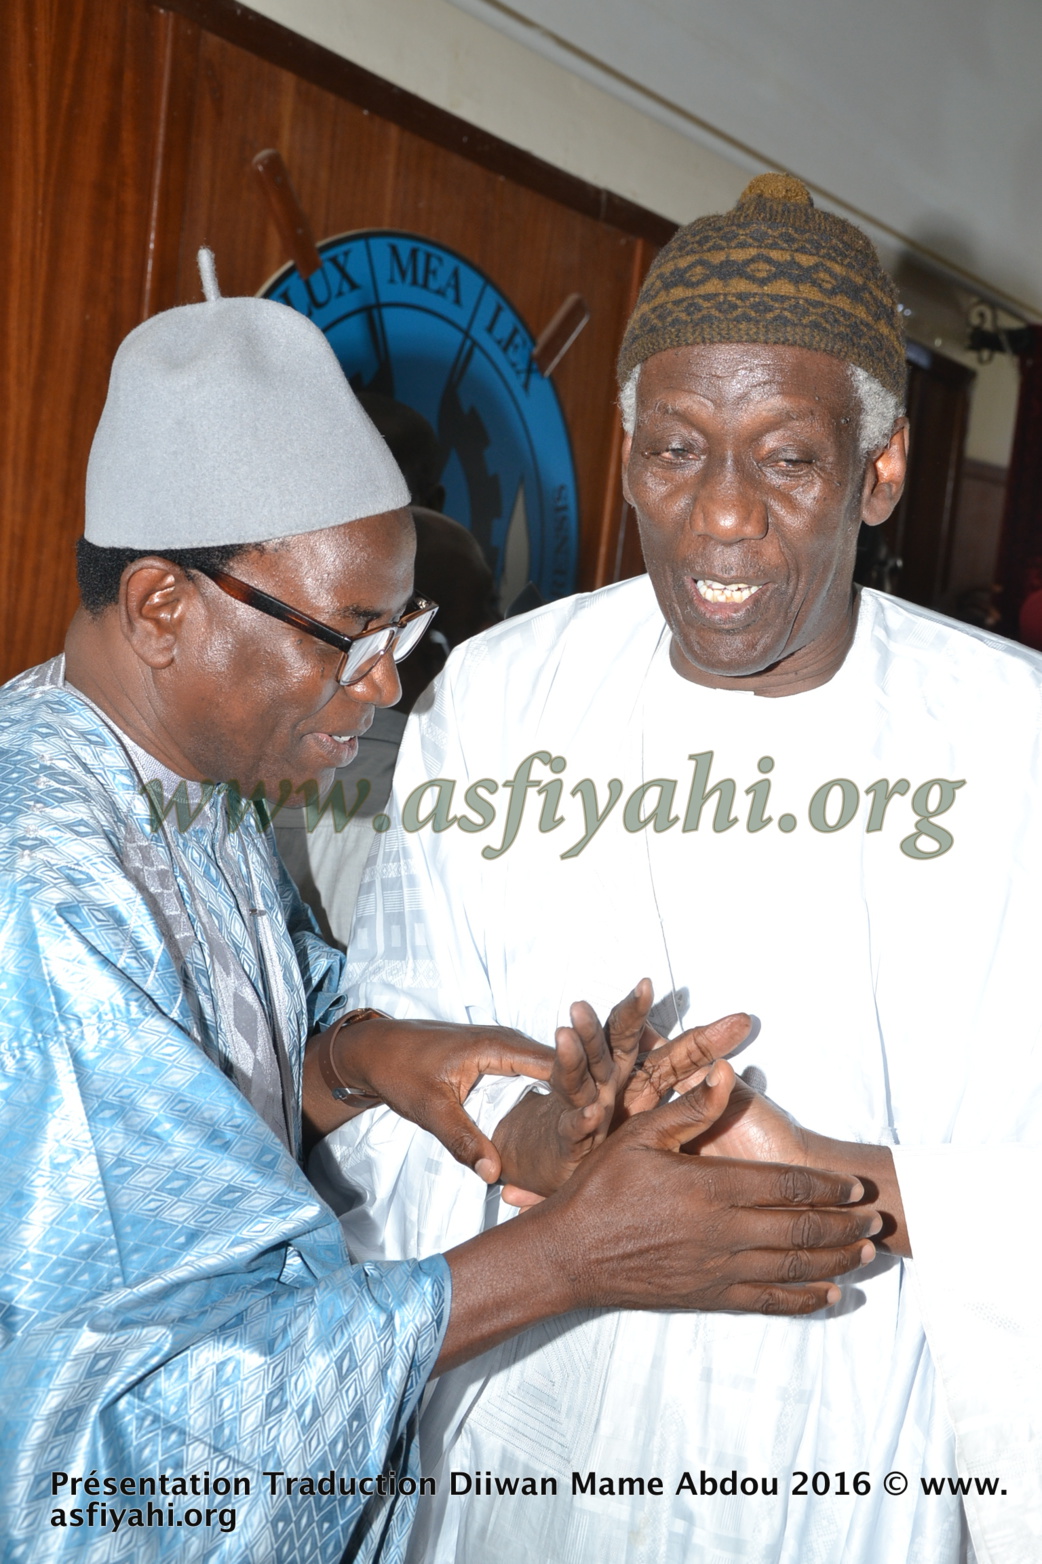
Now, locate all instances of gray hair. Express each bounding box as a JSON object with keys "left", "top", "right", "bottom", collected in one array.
[
  {"left": 618, "top": 365, "right": 640, "bottom": 439},
  {"left": 618, "top": 361, "right": 901, "bottom": 459},
  {"left": 848, "top": 365, "right": 902, "bottom": 457}
]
